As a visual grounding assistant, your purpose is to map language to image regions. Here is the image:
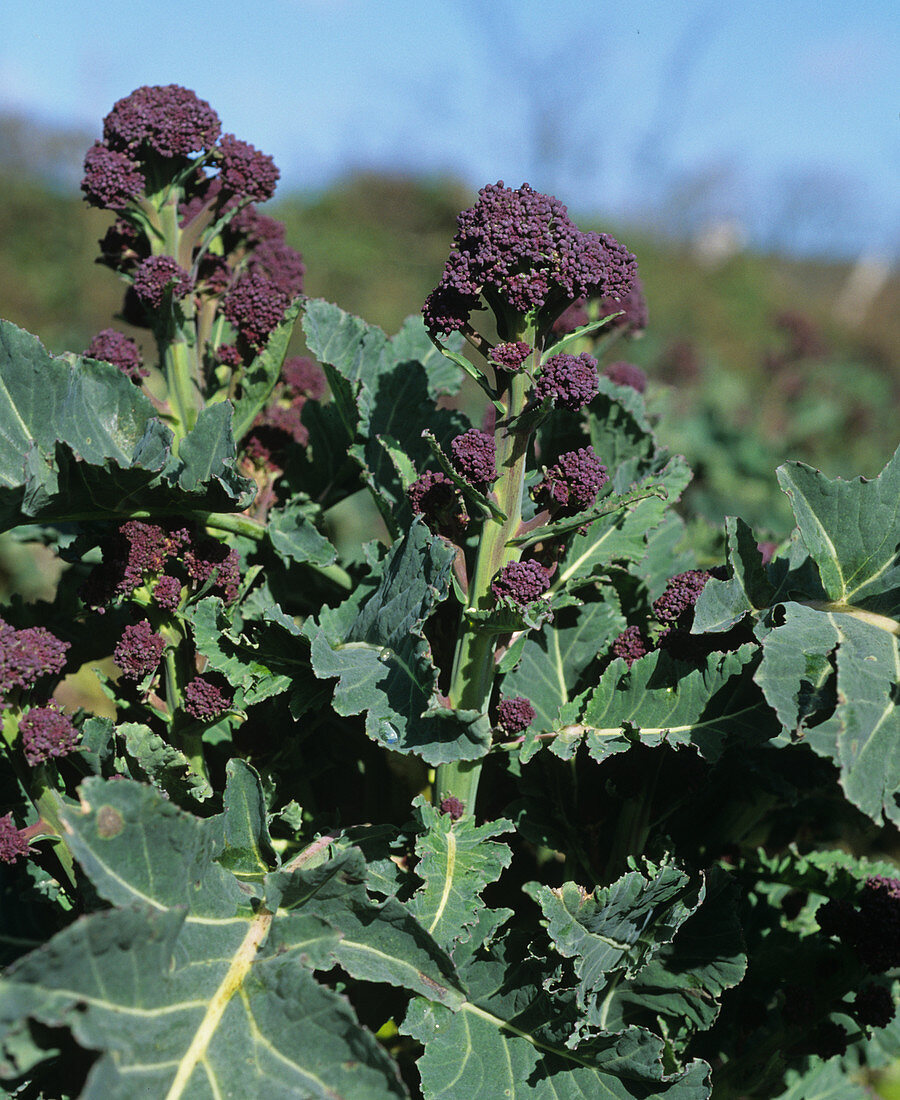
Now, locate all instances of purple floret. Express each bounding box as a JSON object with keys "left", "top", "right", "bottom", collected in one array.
[
  {"left": 604, "top": 361, "right": 647, "bottom": 394},
  {"left": 653, "top": 570, "right": 712, "bottom": 625},
  {"left": 534, "top": 352, "right": 600, "bottom": 411},
  {"left": 132, "top": 256, "right": 194, "bottom": 309},
  {"left": 450, "top": 430, "right": 497, "bottom": 486},
  {"left": 491, "top": 559, "right": 550, "bottom": 608},
  {"left": 223, "top": 272, "right": 291, "bottom": 350},
  {"left": 0, "top": 813, "right": 33, "bottom": 865},
  {"left": 248, "top": 239, "right": 305, "bottom": 298},
  {"left": 114, "top": 620, "right": 166, "bottom": 680},
  {"left": 18, "top": 705, "right": 79, "bottom": 767},
  {"left": 856, "top": 876, "right": 900, "bottom": 972},
  {"left": 439, "top": 797, "right": 465, "bottom": 821},
  {"left": 217, "top": 133, "right": 280, "bottom": 203},
  {"left": 184, "top": 540, "right": 241, "bottom": 604},
  {"left": 496, "top": 696, "right": 535, "bottom": 735},
  {"left": 153, "top": 574, "right": 183, "bottom": 611},
  {"left": 81, "top": 142, "right": 145, "bottom": 209},
  {"left": 0, "top": 620, "right": 69, "bottom": 702},
  {"left": 597, "top": 277, "right": 648, "bottom": 336},
  {"left": 489, "top": 340, "right": 532, "bottom": 372},
  {"left": 809, "top": 1022, "right": 848, "bottom": 1060},
  {"left": 103, "top": 84, "right": 221, "bottom": 158},
  {"left": 853, "top": 984, "right": 896, "bottom": 1029},
  {"left": 537, "top": 447, "right": 608, "bottom": 513},
  {"left": 183, "top": 676, "right": 232, "bottom": 721},
  {"left": 611, "top": 625, "right": 649, "bottom": 667},
  {"left": 282, "top": 357, "right": 326, "bottom": 400},
  {"left": 407, "top": 471, "right": 467, "bottom": 538},
  {"left": 422, "top": 181, "right": 637, "bottom": 336},
  {"left": 84, "top": 329, "right": 147, "bottom": 383}
]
